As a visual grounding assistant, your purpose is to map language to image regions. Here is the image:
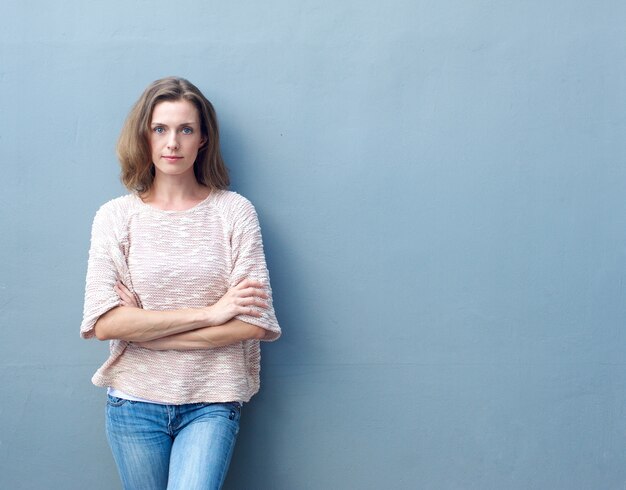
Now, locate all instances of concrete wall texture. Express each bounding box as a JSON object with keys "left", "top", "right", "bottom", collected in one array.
[{"left": 2, "top": 1, "right": 625, "bottom": 488}]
